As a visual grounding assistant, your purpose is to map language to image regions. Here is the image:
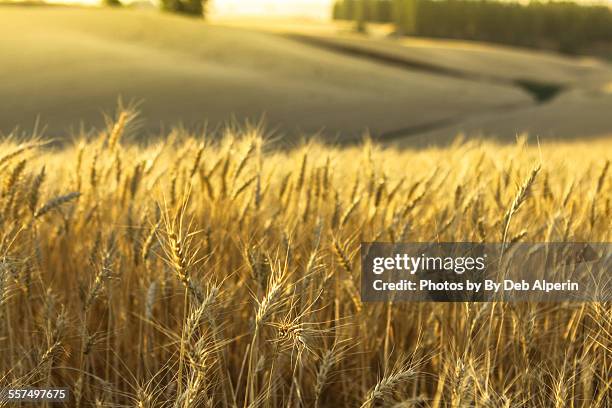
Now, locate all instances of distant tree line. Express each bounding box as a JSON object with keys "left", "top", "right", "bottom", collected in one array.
[
  {"left": 102, "top": 0, "right": 207, "bottom": 17},
  {"left": 333, "top": 0, "right": 612, "bottom": 54}
]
